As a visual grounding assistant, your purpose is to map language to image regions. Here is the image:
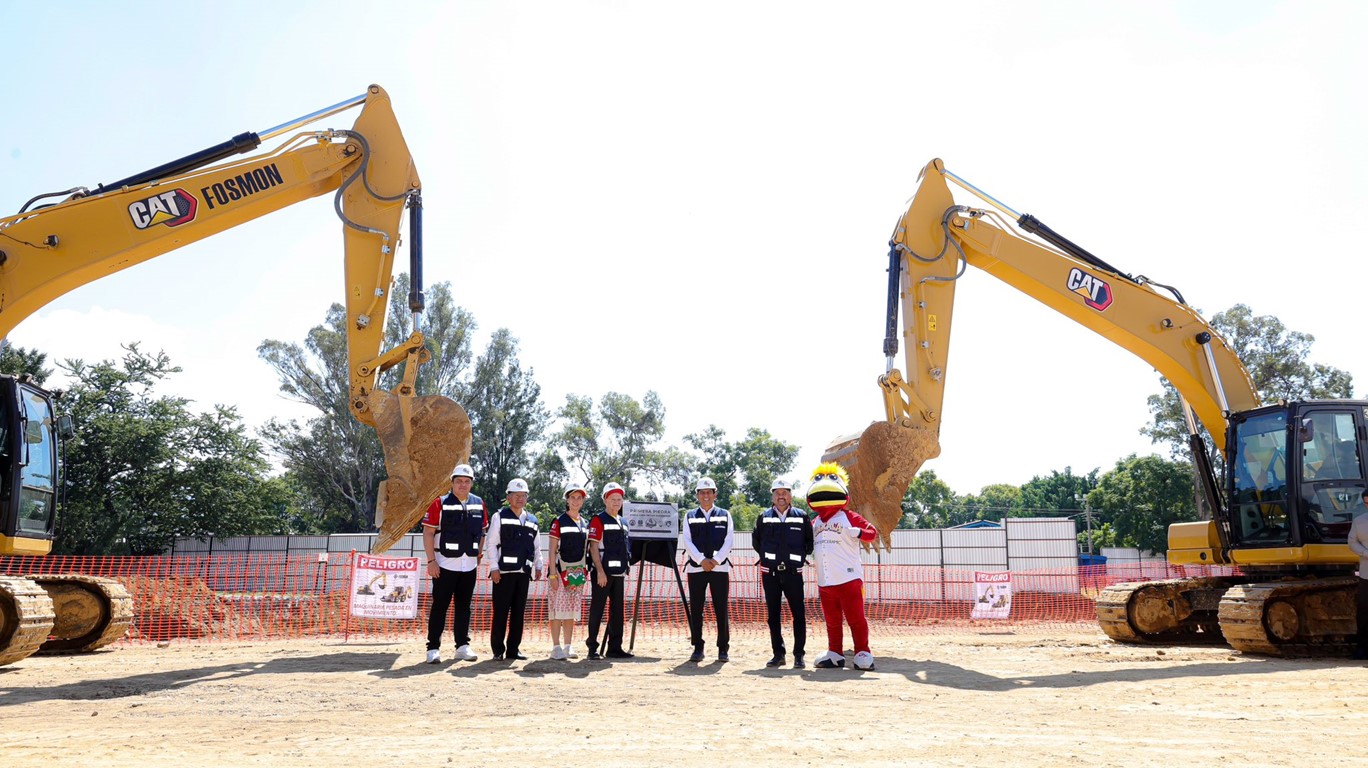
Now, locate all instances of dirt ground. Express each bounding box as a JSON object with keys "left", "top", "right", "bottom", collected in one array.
[{"left": 3, "top": 627, "right": 1367, "bottom": 768}]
